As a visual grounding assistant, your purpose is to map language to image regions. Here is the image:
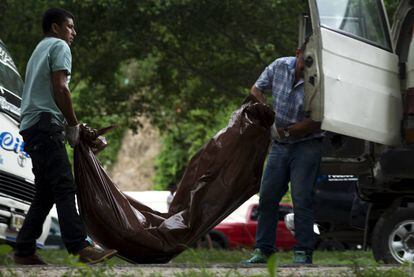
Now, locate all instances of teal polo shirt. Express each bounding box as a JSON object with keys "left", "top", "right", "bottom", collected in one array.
[{"left": 20, "top": 37, "right": 71, "bottom": 131}]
